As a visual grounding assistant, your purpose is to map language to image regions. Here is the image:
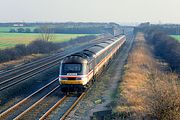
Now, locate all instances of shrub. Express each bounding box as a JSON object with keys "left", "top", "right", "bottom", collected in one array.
[
  {"left": 145, "top": 31, "right": 180, "bottom": 72},
  {"left": 145, "top": 72, "right": 180, "bottom": 120},
  {"left": 9, "top": 29, "right": 16, "bottom": 33},
  {"left": 27, "top": 39, "right": 58, "bottom": 54},
  {"left": 17, "top": 28, "right": 25, "bottom": 33},
  {"left": 25, "top": 28, "right": 31, "bottom": 33},
  {"left": 15, "top": 44, "right": 27, "bottom": 56},
  {"left": 0, "top": 40, "right": 59, "bottom": 63}
]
